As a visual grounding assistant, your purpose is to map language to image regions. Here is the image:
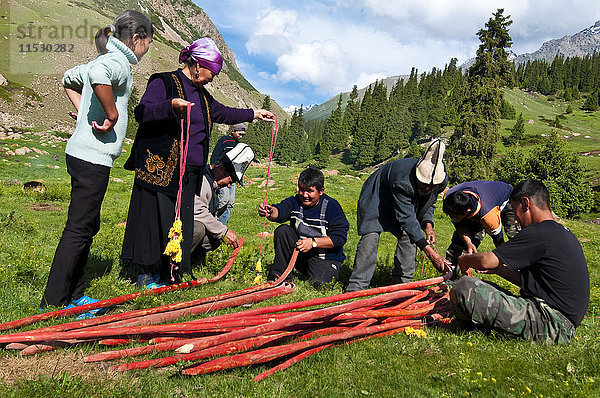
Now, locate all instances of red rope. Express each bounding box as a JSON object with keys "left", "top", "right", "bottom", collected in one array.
[
  {"left": 169, "top": 103, "right": 192, "bottom": 281},
  {"left": 175, "top": 104, "right": 192, "bottom": 219},
  {"left": 257, "top": 115, "right": 278, "bottom": 261}
]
